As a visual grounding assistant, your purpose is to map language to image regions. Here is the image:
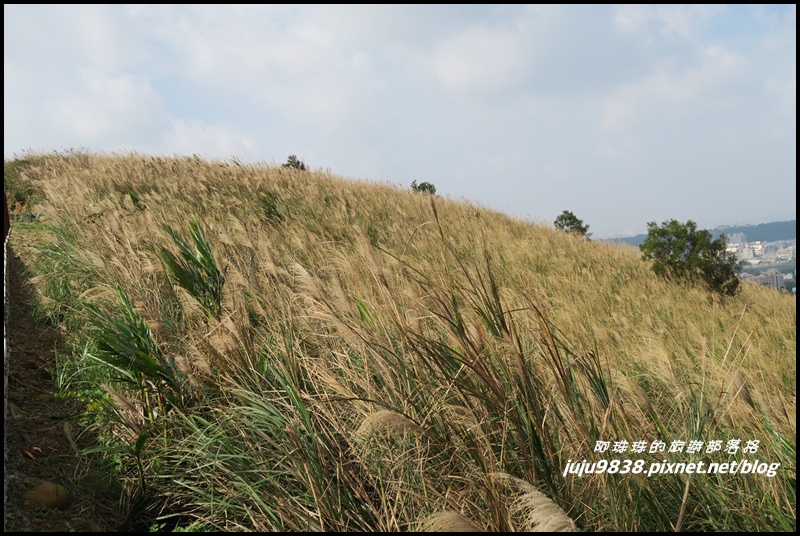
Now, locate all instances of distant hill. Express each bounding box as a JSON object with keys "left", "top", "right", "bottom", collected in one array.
[{"left": 608, "top": 220, "right": 796, "bottom": 248}]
